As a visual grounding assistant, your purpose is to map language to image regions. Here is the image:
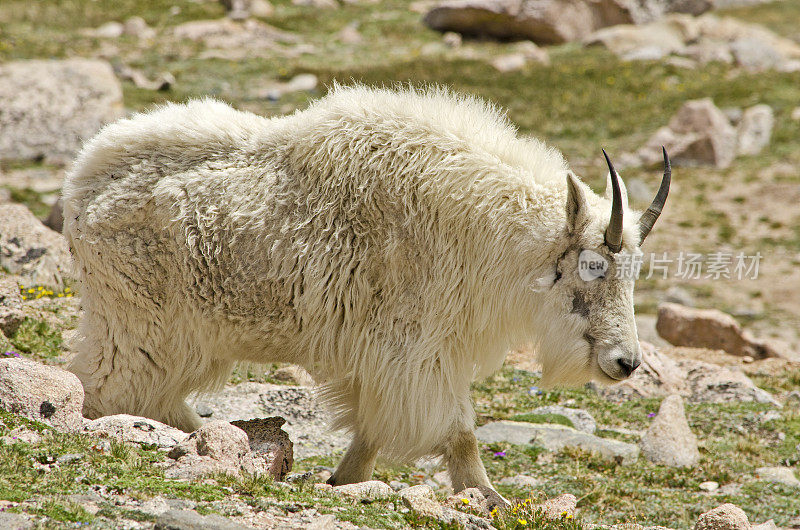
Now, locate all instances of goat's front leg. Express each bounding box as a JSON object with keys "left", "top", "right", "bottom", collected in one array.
[
  {"left": 442, "top": 423, "right": 510, "bottom": 509},
  {"left": 328, "top": 431, "right": 379, "bottom": 486}
]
